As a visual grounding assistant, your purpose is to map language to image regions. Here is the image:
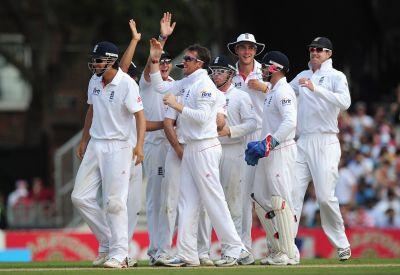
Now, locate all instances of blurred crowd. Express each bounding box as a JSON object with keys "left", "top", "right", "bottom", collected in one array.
[
  {"left": 1, "top": 177, "right": 54, "bottom": 228},
  {"left": 300, "top": 85, "right": 400, "bottom": 229}
]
